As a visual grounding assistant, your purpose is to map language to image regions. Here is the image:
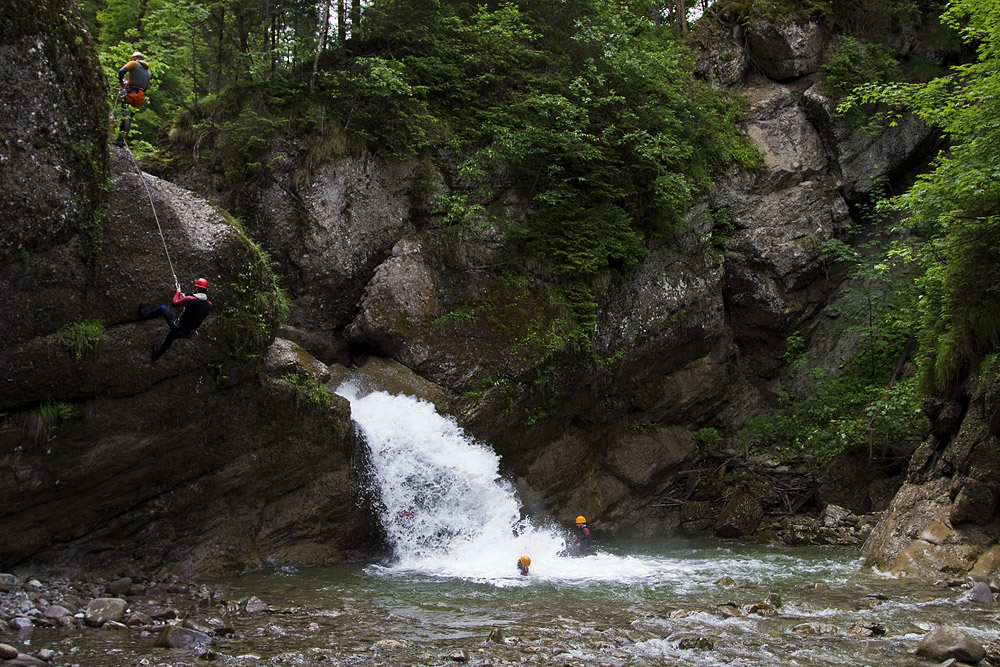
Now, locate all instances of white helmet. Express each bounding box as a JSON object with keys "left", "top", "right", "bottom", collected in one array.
[{"left": 131, "top": 51, "right": 145, "bottom": 60}]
